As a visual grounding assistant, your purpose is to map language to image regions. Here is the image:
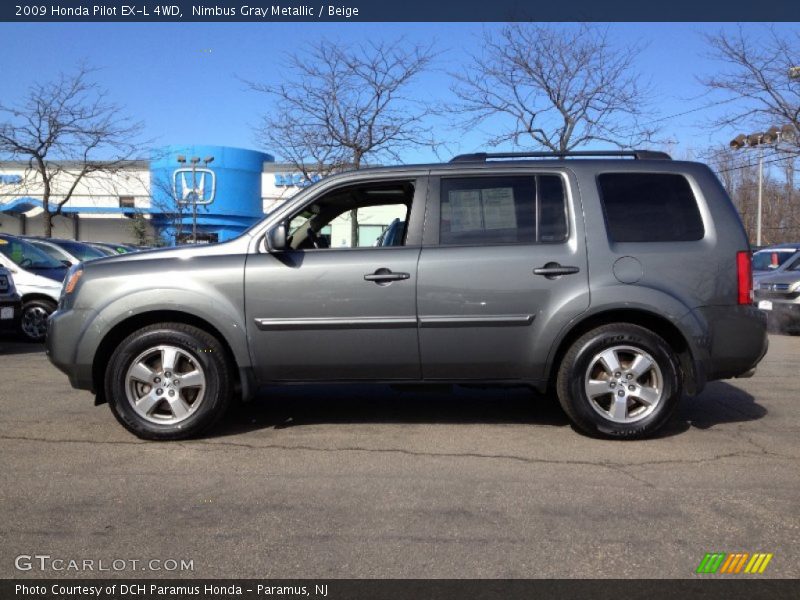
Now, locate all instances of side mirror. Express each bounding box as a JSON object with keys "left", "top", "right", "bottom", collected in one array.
[
  {"left": 61, "top": 260, "right": 73, "bottom": 267},
  {"left": 266, "top": 223, "right": 288, "bottom": 252}
]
